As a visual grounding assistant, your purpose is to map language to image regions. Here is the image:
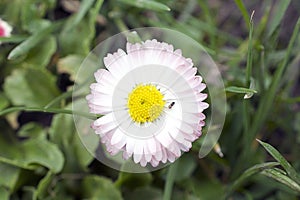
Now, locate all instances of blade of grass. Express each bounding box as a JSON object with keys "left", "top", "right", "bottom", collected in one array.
[
  {"left": 257, "top": 139, "right": 300, "bottom": 184},
  {"left": 242, "top": 11, "right": 254, "bottom": 158},
  {"left": 246, "top": 11, "right": 254, "bottom": 86},
  {"left": 258, "top": 46, "right": 266, "bottom": 92},
  {"left": 0, "top": 35, "right": 27, "bottom": 43},
  {"left": 0, "top": 106, "right": 96, "bottom": 120},
  {"left": 283, "top": 96, "right": 300, "bottom": 103},
  {"left": 227, "top": 162, "right": 279, "bottom": 196},
  {"left": 163, "top": 160, "right": 179, "bottom": 200},
  {"left": 65, "top": 0, "right": 95, "bottom": 31},
  {"left": 189, "top": 18, "right": 242, "bottom": 45},
  {"left": 44, "top": 90, "right": 73, "bottom": 109},
  {"left": 7, "top": 25, "right": 53, "bottom": 60},
  {"left": 234, "top": 0, "right": 250, "bottom": 29},
  {"left": 249, "top": 18, "right": 300, "bottom": 147},
  {"left": 178, "top": 0, "right": 197, "bottom": 22},
  {"left": 197, "top": 0, "right": 217, "bottom": 49},
  {"left": 90, "top": 0, "right": 104, "bottom": 22},
  {"left": 267, "top": 0, "right": 291, "bottom": 38},
  {"left": 261, "top": 168, "right": 300, "bottom": 193},
  {"left": 7, "top": 21, "right": 63, "bottom": 60},
  {"left": 118, "top": 0, "right": 171, "bottom": 12},
  {"left": 226, "top": 86, "right": 257, "bottom": 94}
]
